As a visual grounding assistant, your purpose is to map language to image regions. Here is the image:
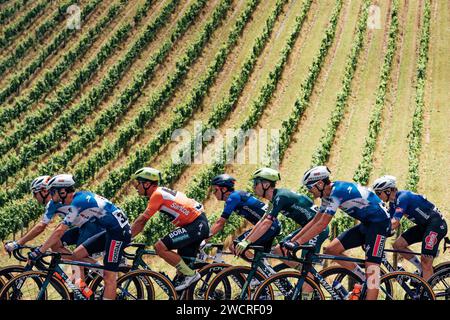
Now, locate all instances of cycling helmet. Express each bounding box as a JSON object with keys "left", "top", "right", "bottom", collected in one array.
[
  {"left": 30, "top": 175, "right": 51, "bottom": 193},
  {"left": 252, "top": 167, "right": 281, "bottom": 182},
  {"left": 372, "top": 175, "right": 397, "bottom": 193},
  {"left": 301, "top": 166, "right": 331, "bottom": 188},
  {"left": 132, "top": 167, "right": 162, "bottom": 182},
  {"left": 46, "top": 174, "right": 76, "bottom": 190},
  {"left": 211, "top": 174, "right": 236, "bottom": 189}
]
